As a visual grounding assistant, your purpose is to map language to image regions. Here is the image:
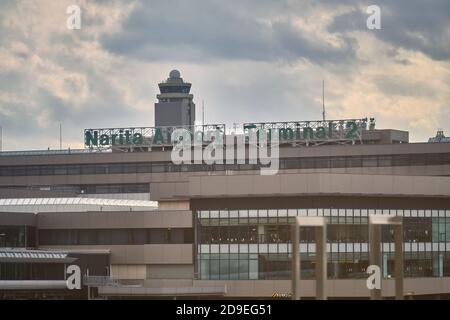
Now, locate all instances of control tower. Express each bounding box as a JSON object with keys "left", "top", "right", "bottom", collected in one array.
[{"left": 154, "top": 69, "right": 195, "bottom": 127}]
